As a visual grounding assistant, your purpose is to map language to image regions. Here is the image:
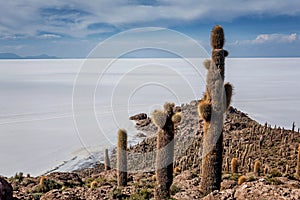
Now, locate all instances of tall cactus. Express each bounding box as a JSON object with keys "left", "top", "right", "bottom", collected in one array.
[
  {"left": 296, "top": 144, "right": 300, "bottom": 178},
  {"left": 117, "top": 129, "right": 127, "bottom": 187},
  {"left": 198, "top": 25, "right": 232, "bottom": 195},
  {"left": 152, "top": 102, "right": 181, "bottom": 200}
]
